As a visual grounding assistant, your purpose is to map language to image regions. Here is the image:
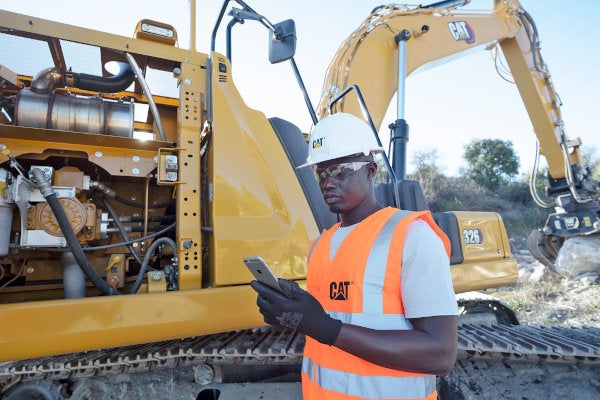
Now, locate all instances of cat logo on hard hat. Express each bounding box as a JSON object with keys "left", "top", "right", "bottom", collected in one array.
[
  {"left": 448, "top": 21, "right": 475, "bottom": 44},
  {"left": 312, "top": 137, "right": 324, "bottom": 149}
]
